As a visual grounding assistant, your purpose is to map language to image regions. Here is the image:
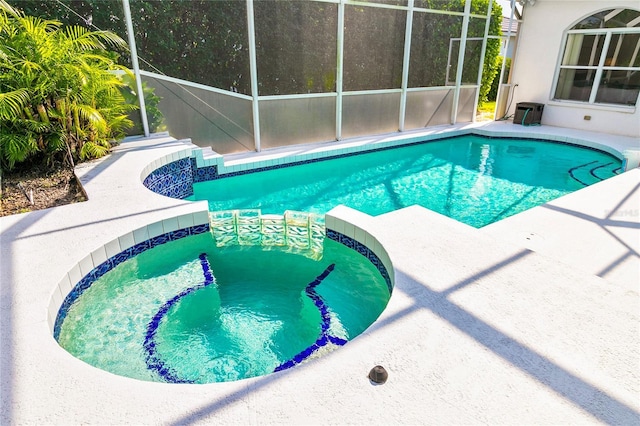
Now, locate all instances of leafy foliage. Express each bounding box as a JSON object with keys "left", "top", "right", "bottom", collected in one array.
[
  {"left": 488, "top": 56, "right": 511, "bottom": 101},
  {"left": 119, "top": 73, "right": 164, "bottom": 135},
  {"left": 12, "top": 0, "right": 251, "bottom": 94},
  {"left": 12, "top": 0, "right": 502, "bottom": 99},
  {"left": 0, "top": 0, "right": 135, "bottom": 170}
]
